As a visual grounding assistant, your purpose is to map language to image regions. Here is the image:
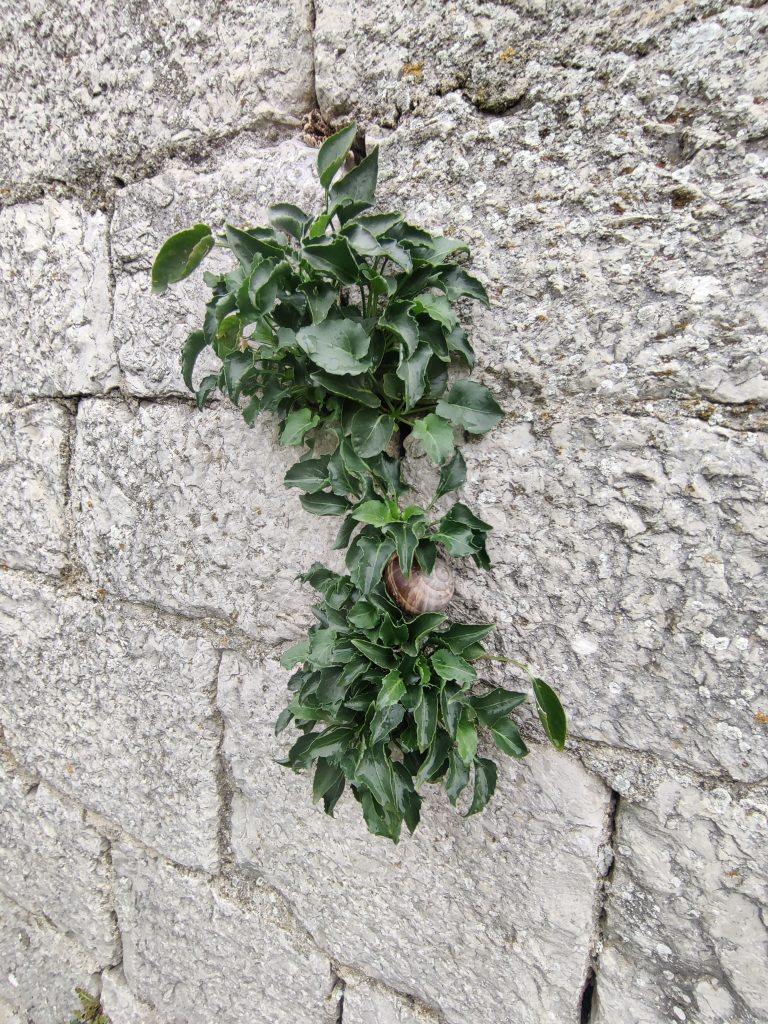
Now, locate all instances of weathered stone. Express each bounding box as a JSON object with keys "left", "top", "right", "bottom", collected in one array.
[
  {"left": 593, "top": 774, "right": 768, "bottom": 1024},
  {"left": 0, "top": 402, "right": 70, "bottom": 576},
  {"left": 0, "top": 571, "right": 221, "bottom": 871},
  {"left": 0, "top": 1001, "right": 27, "bottom": 1024},
  {"left": 0, "top": 755, "right": 118, "bottom": 961},
  {"left": 72, "top": 397, "right": 341, "bottom": 643},
  {"left": 112, "top": 840, "right": 335, "bottom": 1024},
  {"left": 100, "top": 967, "right": 158, "bottom": 1024},
  {"left": 0, "top": 200, "right": 117, "bottom": 398},
  {"left": 342, "top": 977, "right": 437, "bottom": 1024},
  {"left": 111, "top": 137, "right": 321, "bottom": 396},
  {"left": 0, "top": 2, "right": 314, "bottom": 192},
  {"left": 315, "top": 3, "right": 768, "bottom": 414},
  {"left": 405, "top": 409, "right": 768, "bottom": 784},
  {"left": 0, "top": 893, "right": 100, "bottom": 1024},
  {"left": 219, "top": 650, "right": 609, "bottom": 1024}
]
